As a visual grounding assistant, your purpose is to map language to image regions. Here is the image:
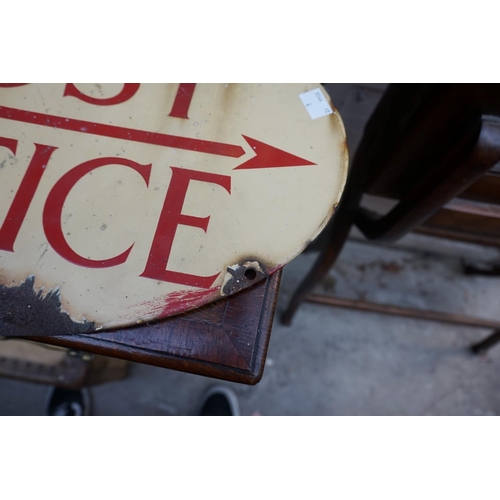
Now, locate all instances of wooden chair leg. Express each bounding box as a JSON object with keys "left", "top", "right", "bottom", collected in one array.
[
  {"left": 462, "top": 261, "right": 500, "bottom": 277},
  {"left": 470, "top": 330, "right": 500, "bottom": 355},
  {"left": 281, "top": 175, "right": 362, "bottom": 326},
  {"left": 355, "top": 118, "right": 500, "bottom": 243}
]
